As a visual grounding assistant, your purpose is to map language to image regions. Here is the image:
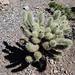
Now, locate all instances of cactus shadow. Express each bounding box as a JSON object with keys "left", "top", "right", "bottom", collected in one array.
[
  {"left": 2, "top": 41, "right": 30, "bottom": 72},
  {"left": 32, "top": 57, "right": 47, "bottom": 72},
  {"left": 45, "top": 8, "right": 53, "bottom": 15},
  {"left": 2, "top": 41, "right": 47, "bottom": 73}
]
